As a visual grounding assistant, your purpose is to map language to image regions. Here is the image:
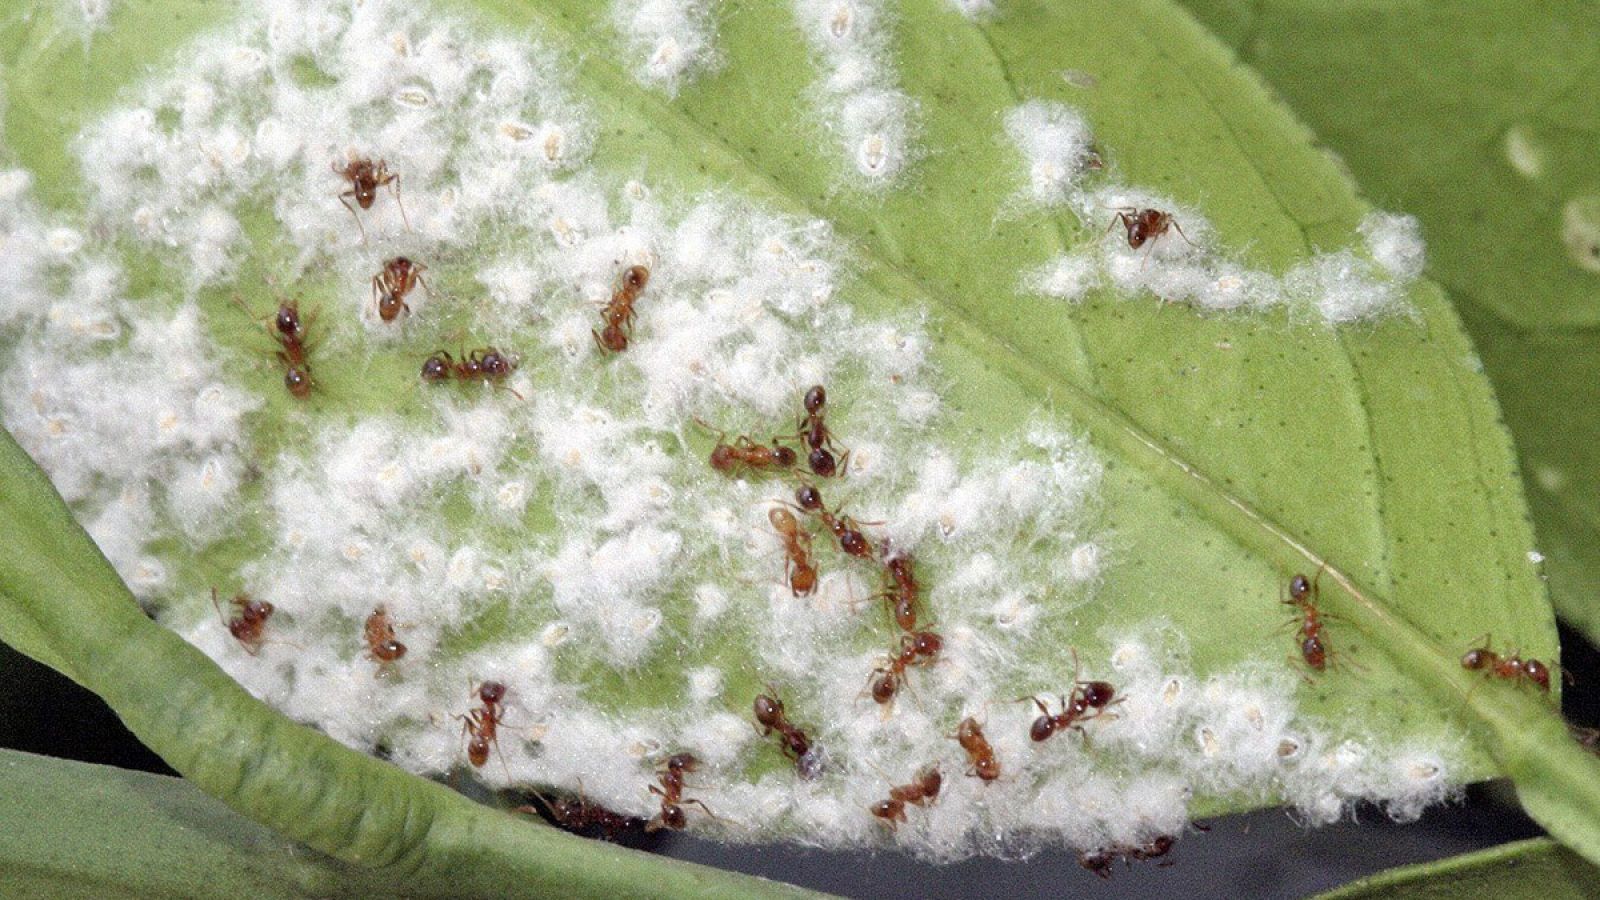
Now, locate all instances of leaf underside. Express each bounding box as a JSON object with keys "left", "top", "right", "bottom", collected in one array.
[{"left": 0, "top": 0, "right": 1587, "bottom": 887}]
